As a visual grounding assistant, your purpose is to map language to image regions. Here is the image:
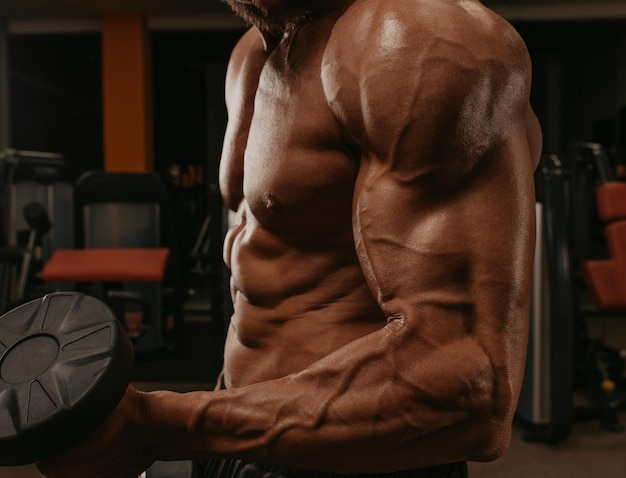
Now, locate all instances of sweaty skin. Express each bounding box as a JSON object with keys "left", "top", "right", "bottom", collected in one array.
[{"left": 38, "top": 0, "right": 542, "bottom": 476}]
